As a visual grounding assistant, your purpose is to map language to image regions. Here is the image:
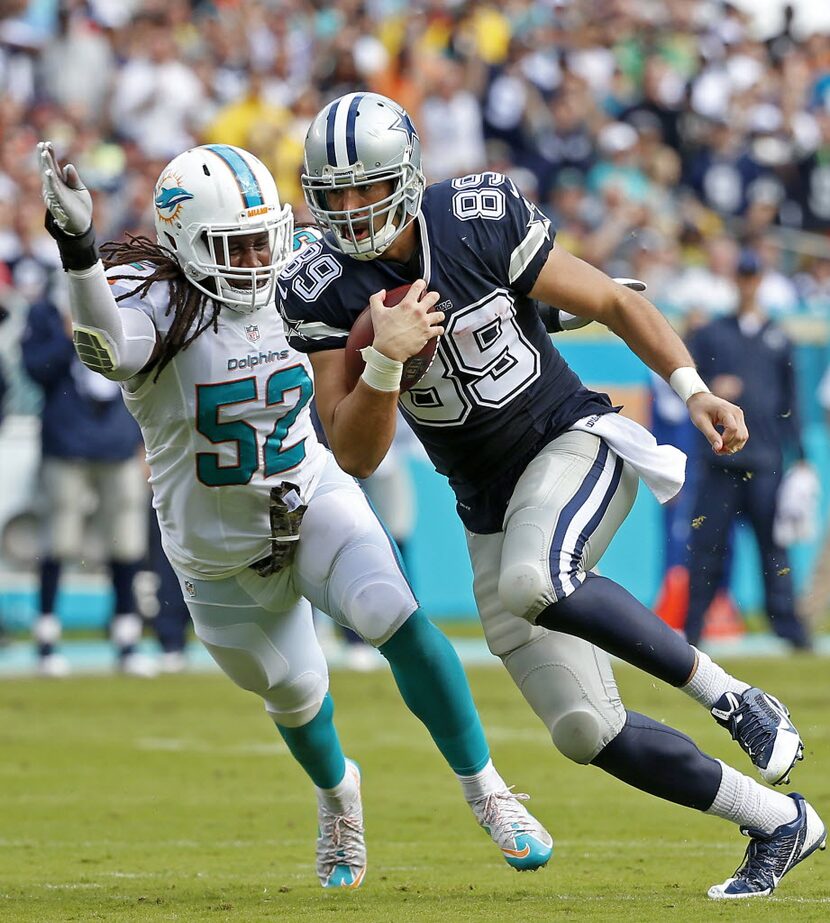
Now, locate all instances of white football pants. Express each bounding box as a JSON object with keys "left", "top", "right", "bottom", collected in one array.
[{"left": 178, "top": 454, "right": 416, "bottom": 727}]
